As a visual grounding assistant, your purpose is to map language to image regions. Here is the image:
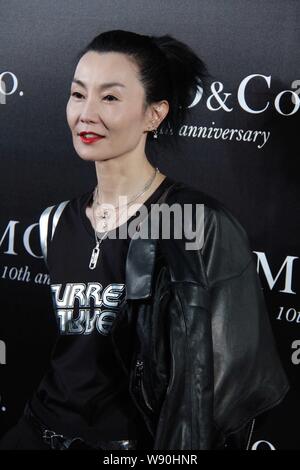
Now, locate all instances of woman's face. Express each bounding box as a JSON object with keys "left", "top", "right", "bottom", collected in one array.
[{"left": 66, "top": 51, "right": 152, "bottom": 162}]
